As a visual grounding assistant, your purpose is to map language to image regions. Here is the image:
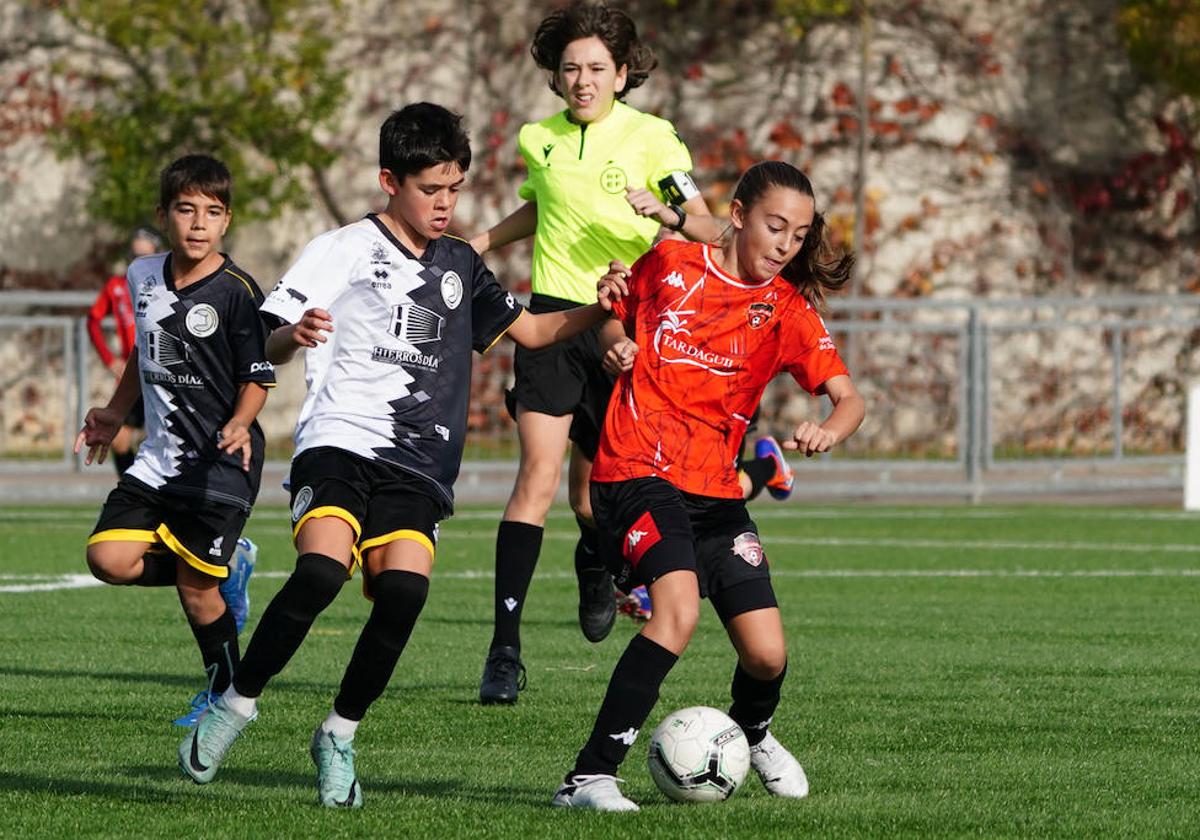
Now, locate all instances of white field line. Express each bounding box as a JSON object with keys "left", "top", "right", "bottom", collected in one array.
[{"left": 5, "top": 566, "right": 1200, "bottom": 594}]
